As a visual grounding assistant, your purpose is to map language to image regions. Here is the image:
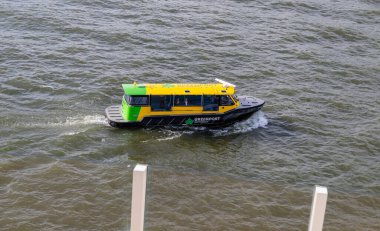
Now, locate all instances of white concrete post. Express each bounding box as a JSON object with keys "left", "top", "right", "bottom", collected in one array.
[
  {"left": 308, "top": 185, "right": 328, "bottom": 231},
  {"left": 130, "top": 164, "right": 148, "bottom": 231}
]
